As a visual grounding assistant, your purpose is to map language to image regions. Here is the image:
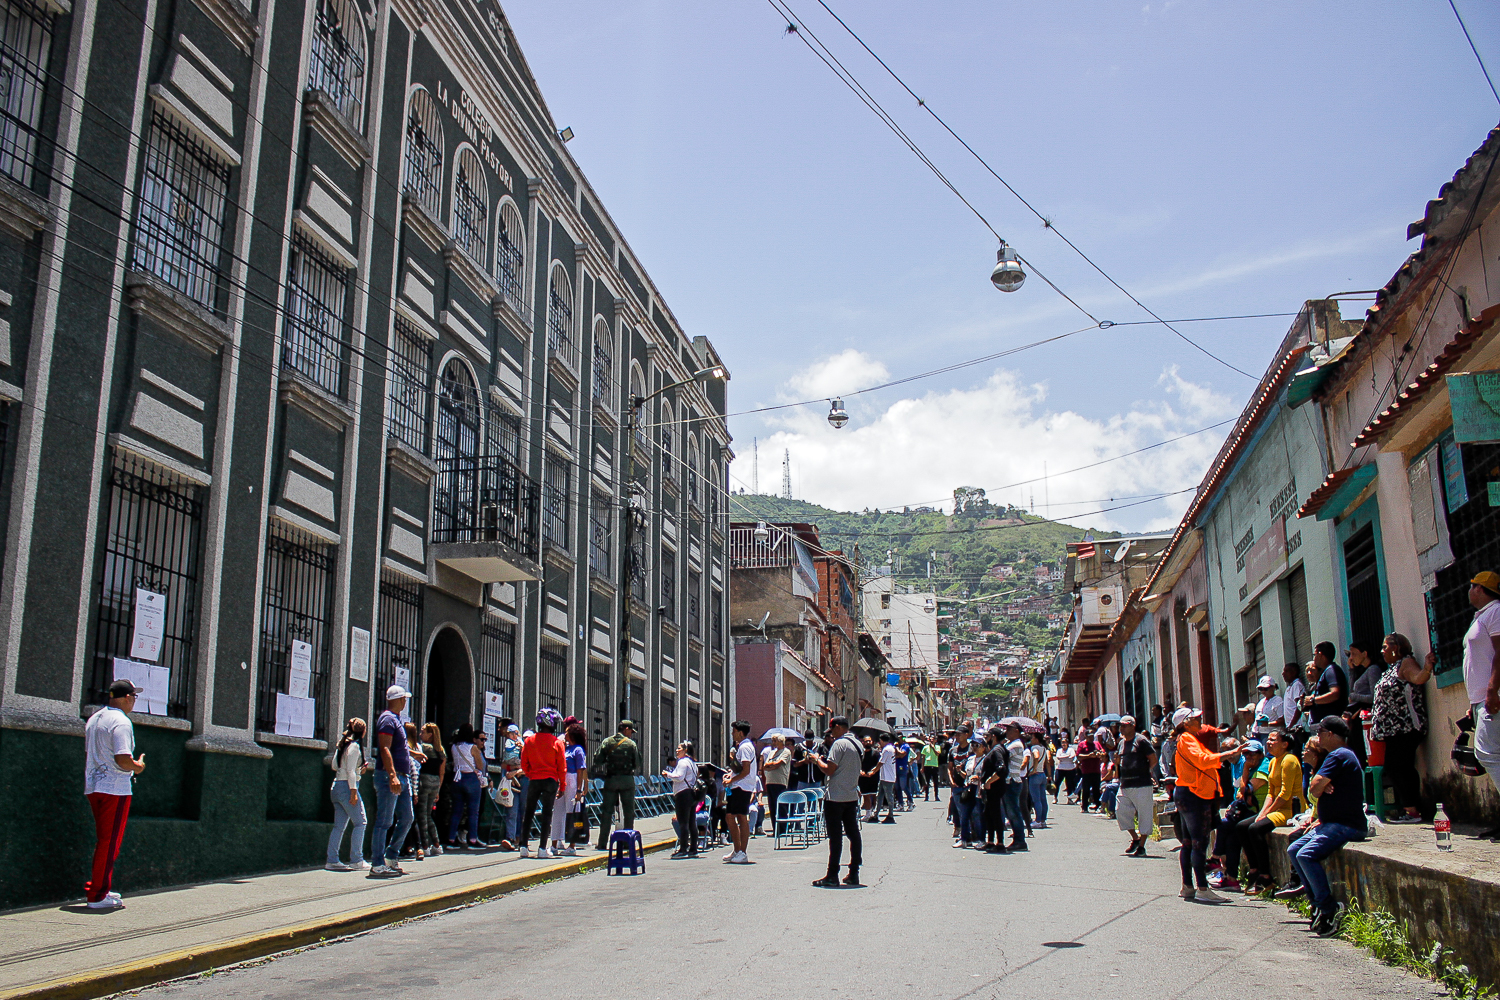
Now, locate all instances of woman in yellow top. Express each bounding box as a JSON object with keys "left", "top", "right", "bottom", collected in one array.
[
  {"left": 1171, "top": 707, "right": 1243, "bottom": 903},
  {"left": 1238, "top": 729, "right": 1303, "bottom": 892}
]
